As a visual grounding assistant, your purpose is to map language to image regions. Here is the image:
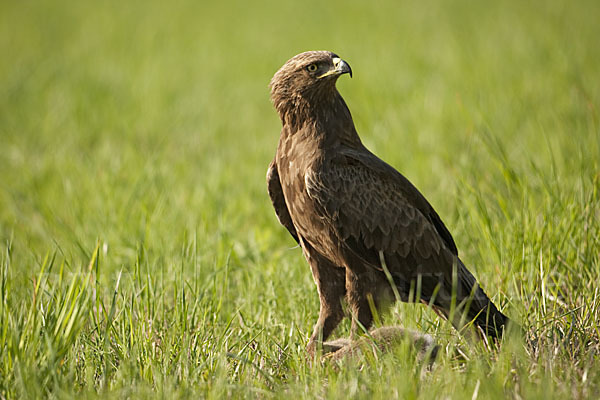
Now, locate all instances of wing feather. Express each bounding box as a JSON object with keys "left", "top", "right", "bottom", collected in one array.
[
  {"left": 267, "top": 160, "right": 299, "bottom": 243},
  {"left": 304, "top": 151, "right": 455, "bottom": 299}
]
